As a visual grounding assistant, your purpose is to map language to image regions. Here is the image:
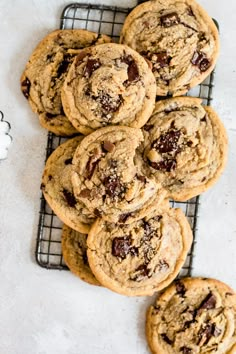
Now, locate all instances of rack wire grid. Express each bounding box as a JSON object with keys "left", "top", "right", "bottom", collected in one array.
[{"left": 36, "top": 2, "right": 217, "bottom": 274}]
